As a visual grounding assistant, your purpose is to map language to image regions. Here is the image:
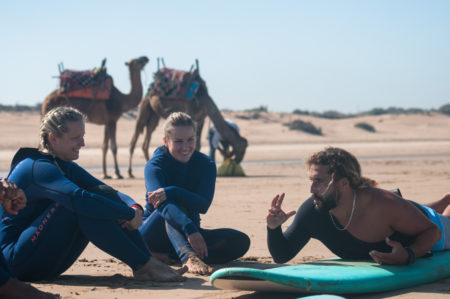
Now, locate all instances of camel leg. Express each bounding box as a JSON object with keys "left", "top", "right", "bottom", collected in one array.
[
  {"left": 128, "top": 100, "right": 151, "bottom": 178},
  {"left": 102, "top": 125, "right": 111, "bottom": 179},
  {"left": 142, "top": 113, "right": 160, "bottom": 161},
  {"left": 128, "top": 114, "right": 144, "bottom": 178},
  {"left": 128, "top": 131, "right": 140, "bottom": 178},
  {"left": 109, "top": 121, "right": 123, "bottom": 179},
  {"left": 195, "top": 118, "right": 205, "bottom": 151}
]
